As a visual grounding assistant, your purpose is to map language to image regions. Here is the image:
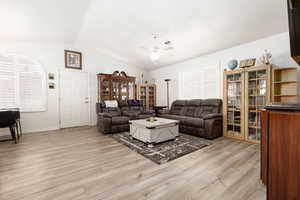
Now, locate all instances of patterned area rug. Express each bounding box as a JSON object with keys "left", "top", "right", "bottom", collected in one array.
[{"left": 111, "top": 132, "right": 210, "bottom": 165}]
